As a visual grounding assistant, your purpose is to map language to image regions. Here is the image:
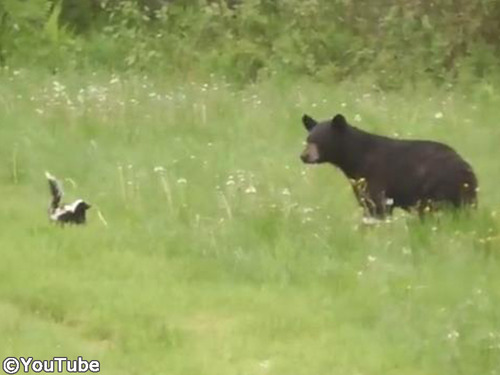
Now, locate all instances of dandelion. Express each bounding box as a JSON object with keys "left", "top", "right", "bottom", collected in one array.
[
  {"left": 53, "top": 81, "right": 66, "bottom": 94},
  {"left": 259, "top": 360, "right": 271, "bottom": 370},
  {"left": 402, "top": 247, "right": 411, "bottom": 255},
  {"left": 434, "top": 112, "right": 444, "bottom": 119},
  {"left": 362, "top": 216, "right": 380, "bottom": 226},
  {"left": 245, "top": 185, "right": 257, "bottom": 194},
  {"left": 341, "top": 102, "right": 347, "bottom": 108},
  {"left": 281, "top": 188, "right": 291, "bottom": 196},
  {"left": 447, "top": 330, "right": 460, "bottom": 341}
]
